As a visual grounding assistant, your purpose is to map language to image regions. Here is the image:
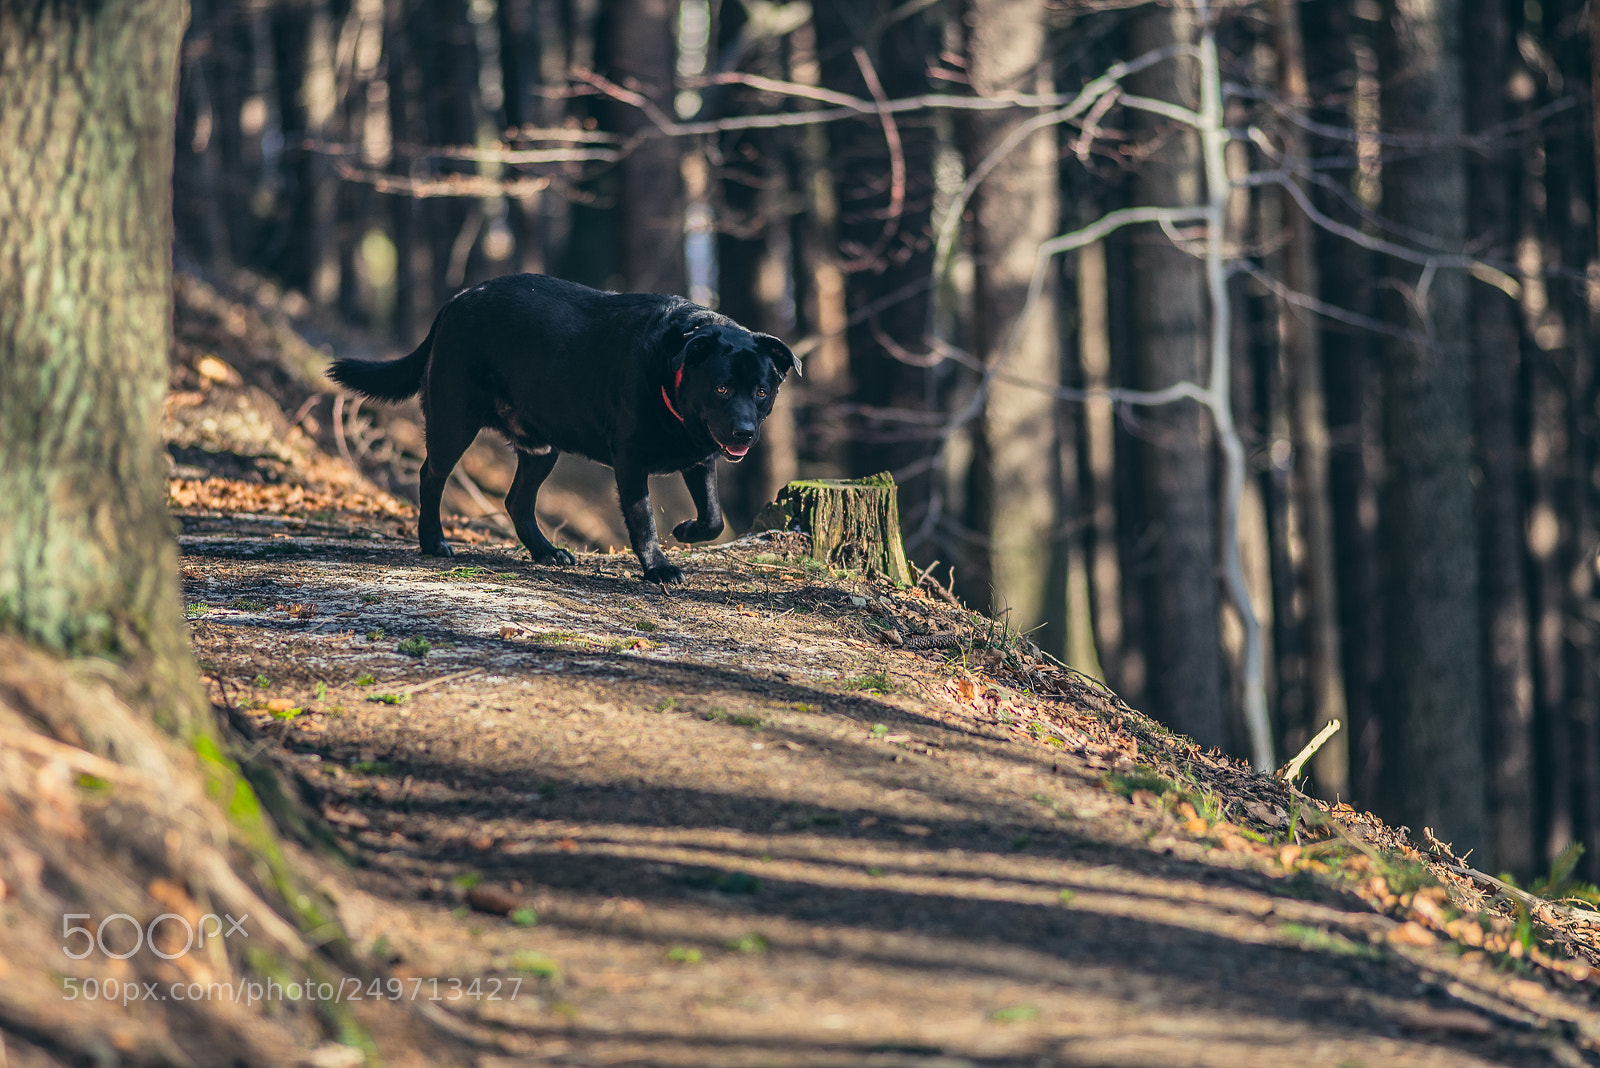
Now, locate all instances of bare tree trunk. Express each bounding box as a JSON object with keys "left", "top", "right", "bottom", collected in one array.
[
  {"left": 1272, "top": 0, "right": 1349, "bottom": 798},
  {"left": 1466, "top": 0, "right": 1535, "bottom": 878},
  {"left": 1300, "top": 0, "right": 1384, "bottom": 807},
  {"left": 813, "top": 0, "right": 937, "bottom": 500},
  {"left": 788, "top": 17, "right": 851, "bottom": 474},
  {"left": 0, "top": 0, "right": 202, "bottom": 722},
  {"left": 1078, "top": 238, "right": 1121, "bottom": 683},
  {"left": 958, "top": 0, "right": 1061, "bottom": 639},
  {"left": 1377, "top": 0, "right": 1486, "bottom": 855},
  {"left": 1126, "top": 4, "right": 1226, "bottom": 750},
  {"left": 608, "top": 0, "right": 685, "bottom": 293},
  {"left": 0, "top": 5, "right": 343, "bottom": 1061},
  {"left": 1542, "top": 0, "right": 1599, "bottom": 879}
]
